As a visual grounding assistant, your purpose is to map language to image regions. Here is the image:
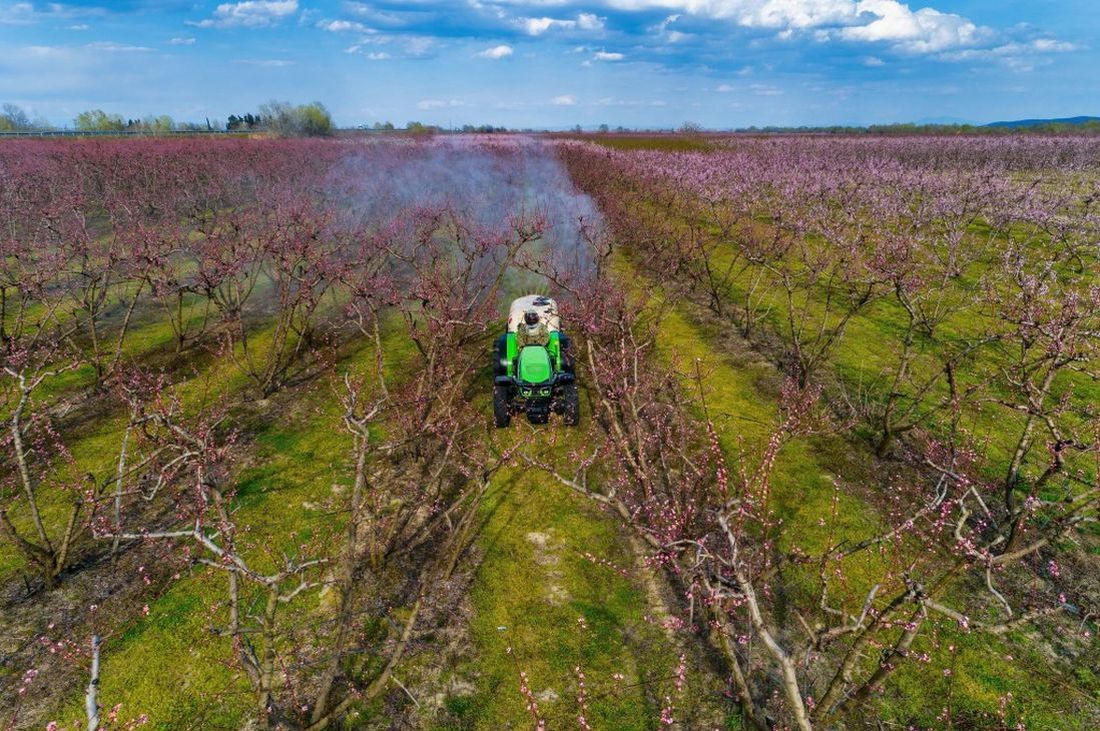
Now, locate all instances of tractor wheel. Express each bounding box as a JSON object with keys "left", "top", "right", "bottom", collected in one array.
[
  {"left": 493, "top": 385, "right": 511, "bottom": 428},
  {"left": 562, "top": 383, "right": 580, "bottom": 426},
  {"left": 493, "top": 334, "right": 508, "bottom": 376},
  {"left": 560, "top": 334, "right": 576, "bottom": 374}
]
